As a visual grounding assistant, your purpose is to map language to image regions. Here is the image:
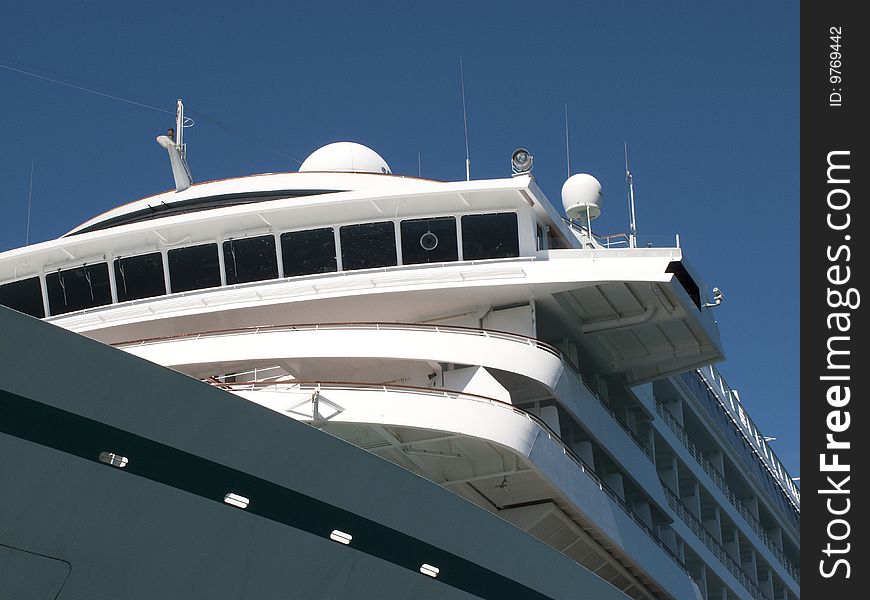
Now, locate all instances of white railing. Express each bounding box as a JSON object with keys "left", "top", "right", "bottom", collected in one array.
[
  {"left": 663, "top": 486, "right": 769, "bottom": 600},
  {"left": 118, "top": 321, "right": 653, "bottom": 459},
  {"left": 118, "top": 320, "right": 561, "bottom": 356},
  {"left": 561, "top": 220, "right": 681, "bottom": 250},
  {"left": 694, "top": 366, "right": 800, "bottom": 513},
  {"left": 217, "top": 378, "right": 691, "bottom": 577},
  {"left": 655, "top": 403, "right": 800, "bottom": 585}
]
